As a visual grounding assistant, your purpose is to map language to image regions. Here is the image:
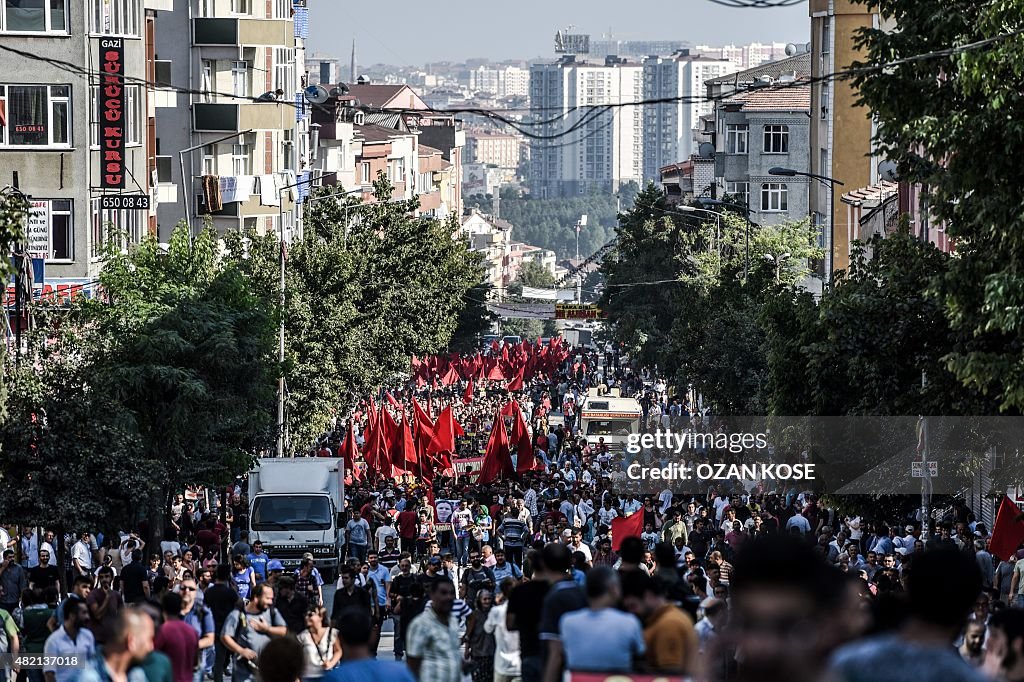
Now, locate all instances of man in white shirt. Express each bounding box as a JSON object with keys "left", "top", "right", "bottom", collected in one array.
[
  {"left": 71, "top": 532, "right": 94, "bottom": 576},
  {"left": 786, "top": 512, "right": 812, "bottom": 535},
  {"left": 375, "top": 517, "right": 400, "bottom": 552},
  {"left": 568, "top": 531, "right": 593, "bottom": 563},
  {"left": 597, "top": 501, "right": 619, "bottom": 530}
]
